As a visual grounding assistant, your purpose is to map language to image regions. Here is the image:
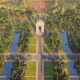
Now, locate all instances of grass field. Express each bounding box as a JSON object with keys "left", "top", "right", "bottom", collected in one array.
[
  {"left": 24, "top": 61, "right": 36, "bottom": 76},
  {"left": 44, "top": 61, "right": 54, "bottom": 80},
  {"left": 45, "top": 77, "right": 53, "bottom": 80},
  {"left": 23, "top": 77, "right": 36, "bottom": 80},
  {"left": 23, "top": 61, "right": 36, "bottom": 80},
  {"left": 29, "top": 36, "right": 36, "bottom": 44},
  {"left": 27, "top": 34, "right": 36, "bottom": 53},
  {"left": 28, "top": 44, "right": 36, "bottom": 53},
  {"left": 44, "top": 61, "right": 53, "bottom": 76},
  {"left": 16, "top": 31, "right": 36, "bottom": 53},
  {"left": 43, "top": 44, "right": 52, "bottom": 53}
]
